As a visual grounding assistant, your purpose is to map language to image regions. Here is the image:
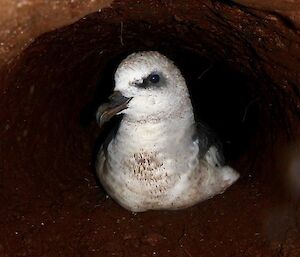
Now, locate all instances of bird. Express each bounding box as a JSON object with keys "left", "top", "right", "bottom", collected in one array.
[{"left": 96, "top": 51, "right": 239, "bottom": 212}]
